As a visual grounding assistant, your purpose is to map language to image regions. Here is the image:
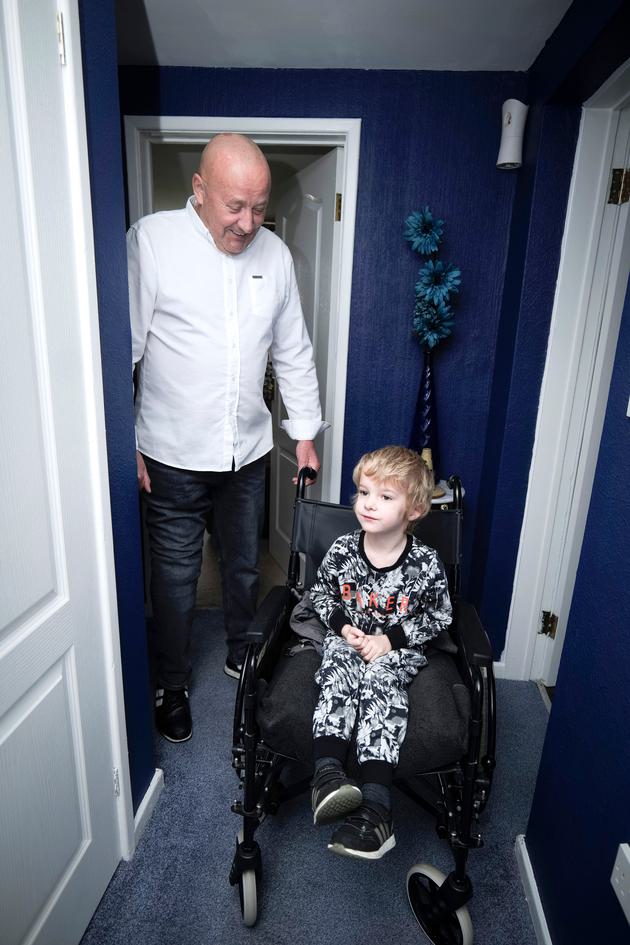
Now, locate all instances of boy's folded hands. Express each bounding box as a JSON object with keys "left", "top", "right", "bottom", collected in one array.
[{"left": 341, "top": 624, "right": 392, "bottom": 662}]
